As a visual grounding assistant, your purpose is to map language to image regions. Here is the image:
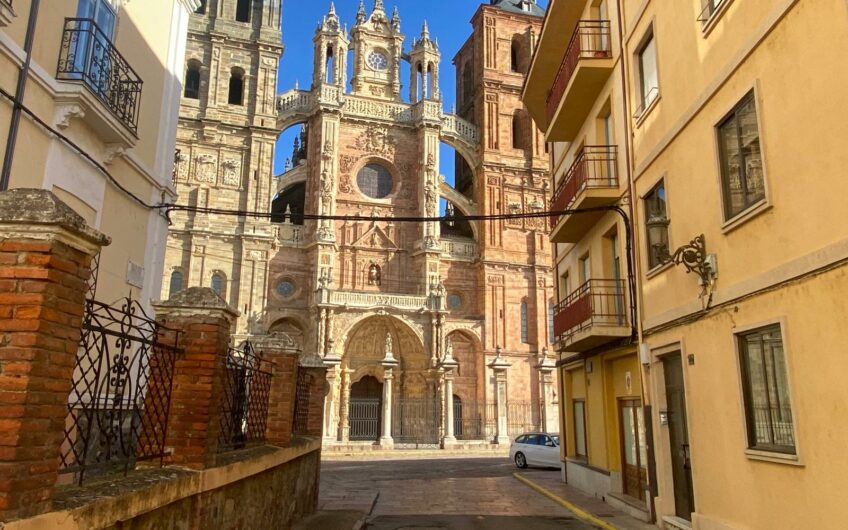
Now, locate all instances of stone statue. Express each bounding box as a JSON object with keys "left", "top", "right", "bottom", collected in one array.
[
  {"left": 385, "top": 333, "right": 393, "bottom": 357},
  {"left": 368, "top": 263, "right": 381, "bottom": 286}
]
